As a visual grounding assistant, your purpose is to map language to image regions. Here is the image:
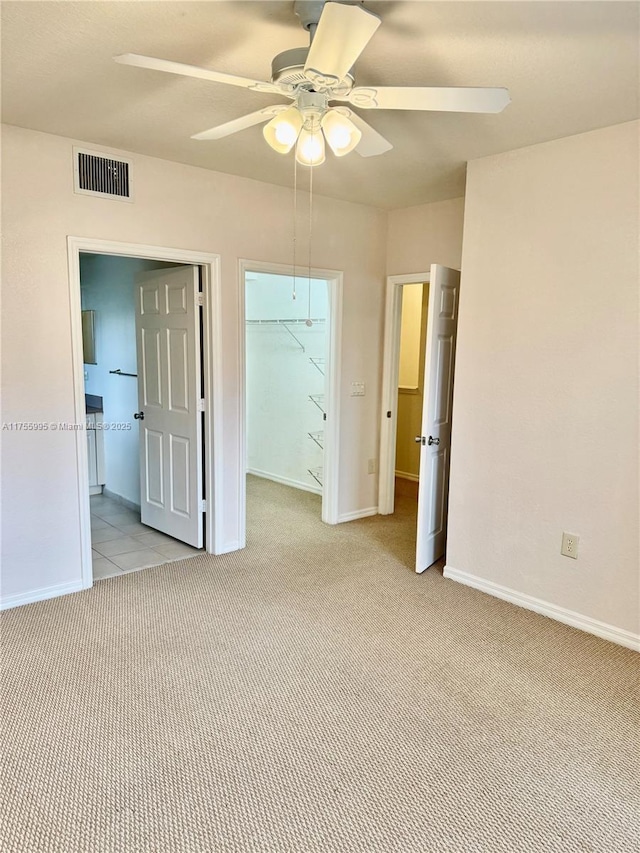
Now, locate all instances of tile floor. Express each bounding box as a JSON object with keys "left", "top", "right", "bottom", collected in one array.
[{"left": 90, "top": 494, "right": 203, "bottom": 580}]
